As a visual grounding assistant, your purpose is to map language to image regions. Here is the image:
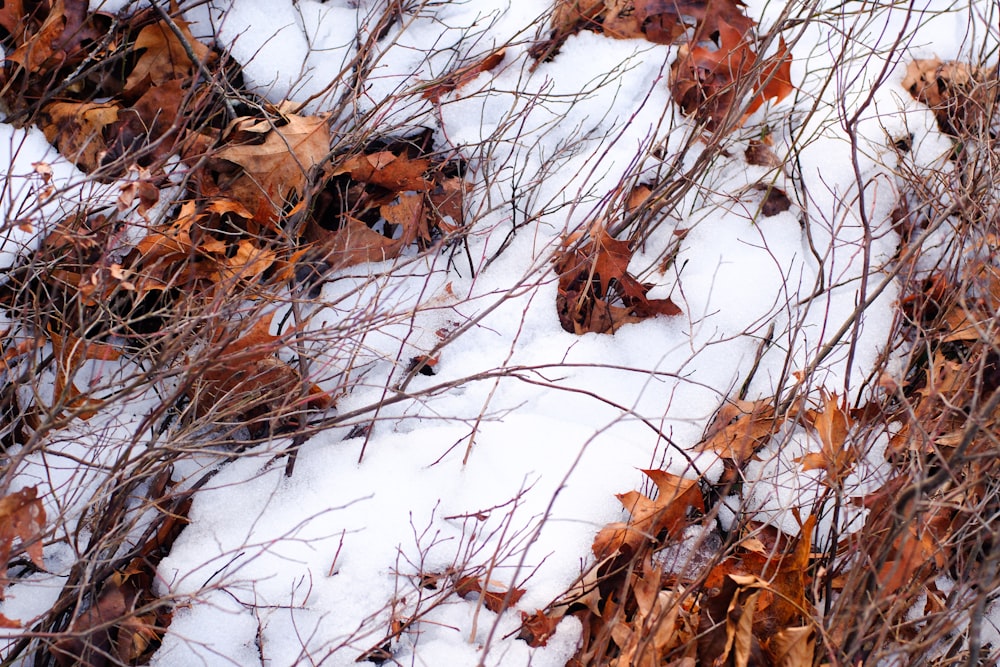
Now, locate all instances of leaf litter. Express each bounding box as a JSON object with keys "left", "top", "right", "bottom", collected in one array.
[{"left": 0, "top": 0, "right": 998, "bottom": 666}]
